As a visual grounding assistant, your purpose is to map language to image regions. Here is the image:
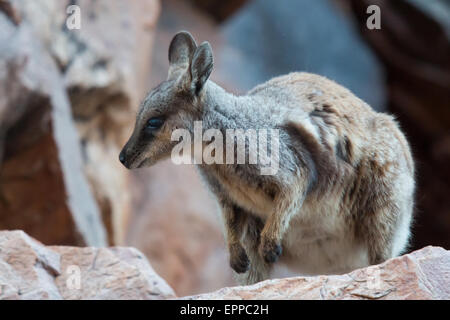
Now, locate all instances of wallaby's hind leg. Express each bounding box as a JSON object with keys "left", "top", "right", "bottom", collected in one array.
[
  {"left": 236, "top": 215, "right": 272, "bottom": 285},
  {"left": 360, "top": 204, "right": 399, "bottom": 265}
]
